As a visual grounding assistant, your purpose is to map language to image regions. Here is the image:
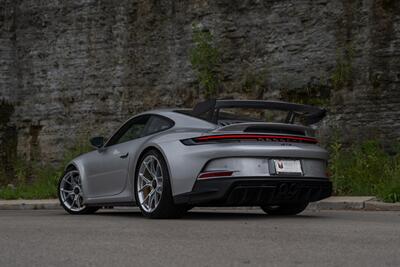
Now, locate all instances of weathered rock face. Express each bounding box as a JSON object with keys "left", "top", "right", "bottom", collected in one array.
[{"left": 0, "top": 0, "right": 399, "bottom": 163}]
